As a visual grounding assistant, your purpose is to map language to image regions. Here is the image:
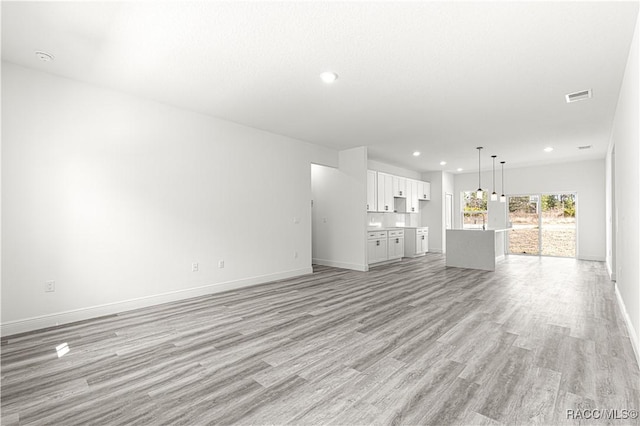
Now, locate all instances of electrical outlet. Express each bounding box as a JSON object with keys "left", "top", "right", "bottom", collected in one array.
[
  {"left": 45, "top": 280, "right": 55, "bottom": 292},
  {"left": 294, "top": 251, "right": 298, "bottom": 259},
  {"left": 192, "top": 263, "right": 199, "bottom": 272},
  {"left": 218, "top": 260, "right": 224, "bottom": 268}
]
